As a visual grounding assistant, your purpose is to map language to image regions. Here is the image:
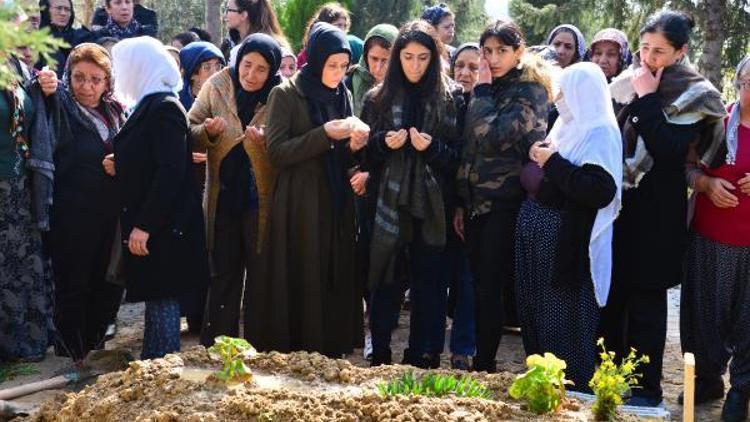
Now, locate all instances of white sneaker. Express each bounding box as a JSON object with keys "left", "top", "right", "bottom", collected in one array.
[{"left": 363, "top": 332, "right": 373, "bottom": 360}]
